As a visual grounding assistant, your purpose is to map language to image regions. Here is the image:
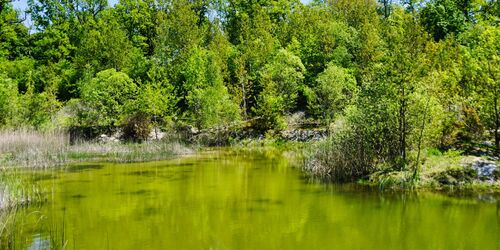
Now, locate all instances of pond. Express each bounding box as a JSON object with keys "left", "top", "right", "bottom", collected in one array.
[{"left": 5, "top": 150, "right": 500, "bottom": 249}]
